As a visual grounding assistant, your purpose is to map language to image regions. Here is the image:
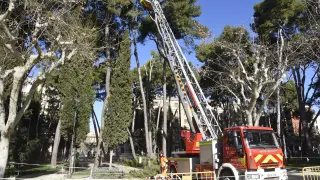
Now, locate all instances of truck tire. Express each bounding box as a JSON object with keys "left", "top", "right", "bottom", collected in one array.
[
  {"left": 170, "top": 166, "right": 179, "bottom": 179},
  {"left": 170, "top": 166, "right": 177, "bottom": 173},
  {"left": 220, "top": 169, "right": 235, "bottom": 180}
]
